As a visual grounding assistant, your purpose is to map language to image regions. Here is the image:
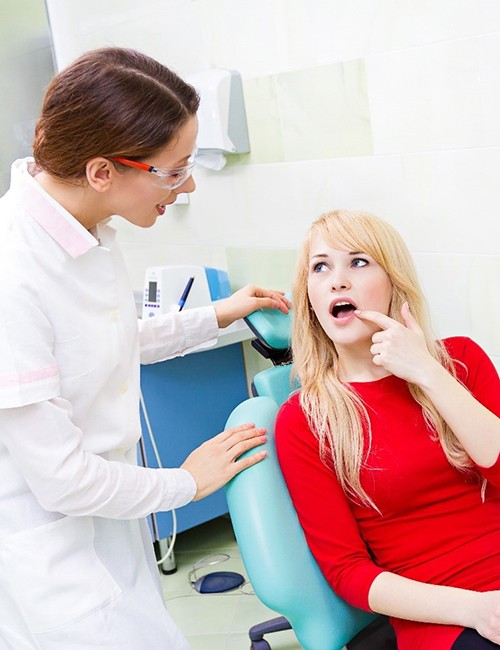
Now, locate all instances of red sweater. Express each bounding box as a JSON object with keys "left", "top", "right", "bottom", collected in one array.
[{"left": 275, "top": 337, "right": 500, "bottom": 650}]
